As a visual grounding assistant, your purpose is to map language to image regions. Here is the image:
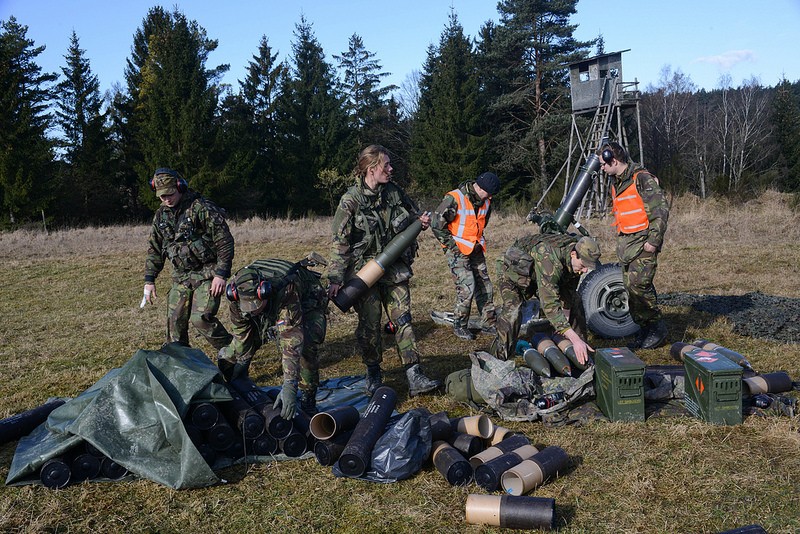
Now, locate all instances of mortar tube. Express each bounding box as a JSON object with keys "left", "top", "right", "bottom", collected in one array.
[
  {"left": 465, "top": 494, "right": 556, "bottom": 531},
  {"left": 447, "top": 431, "right": 484, "bottom": 458},
  {"left": 469, "top": 434, "right": 532, "bottom": 469},
  {"left": 692, "top": 340, "right": 754, "bottom": 371},
  {"left": 310, "top": 405, "right": 360, "bottom": 441},
  {"left": 332, "top": 220, "right": 423, "bottom": 312},
  {"left": 743, "top": 372, "right": 793, "bottom": 395},
  {"left": 534, "top": 334, "right": 572, "bottom": 377},
  {"left": 552, "top": 332, "right": 587, "bottom": 371},
  {"left": 500, "top": 446, "right": 570, "bottom": 496},
  {"left": 552, "top": 153, "right": 602, "bottom": 231},
  {"left": 474, "top": 444, "right": 540, "bottom": 491},
  {"left": 523, "top": 348, "right": 552, "bottom": 378},
  {"left": 338, "top": 386, "right": 398, "bottom": 477},
  {"left": 450, "top": 414, "right": 494, "bottom": 439},
  {"left": 314, "top": 430, "right": 354, "bottom": 466},
  {"left": 432, "top": 441, "right": 473, "bottom": 486}
]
